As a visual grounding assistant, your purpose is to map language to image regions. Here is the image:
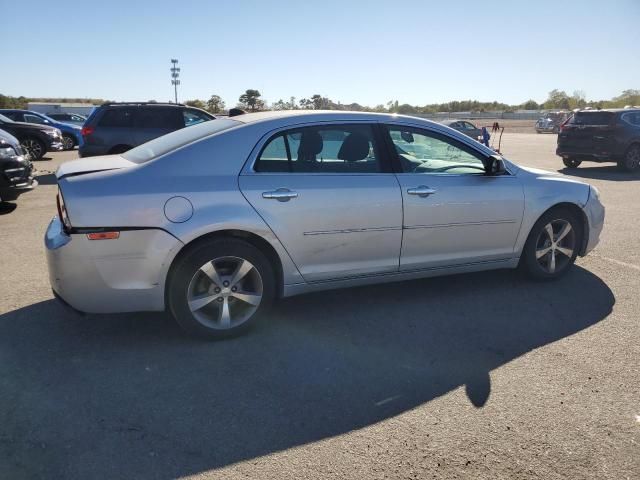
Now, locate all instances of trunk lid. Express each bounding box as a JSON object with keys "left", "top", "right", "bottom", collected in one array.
[{"left": 55, "top": 155, "right": 137, "bottom": 179}]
